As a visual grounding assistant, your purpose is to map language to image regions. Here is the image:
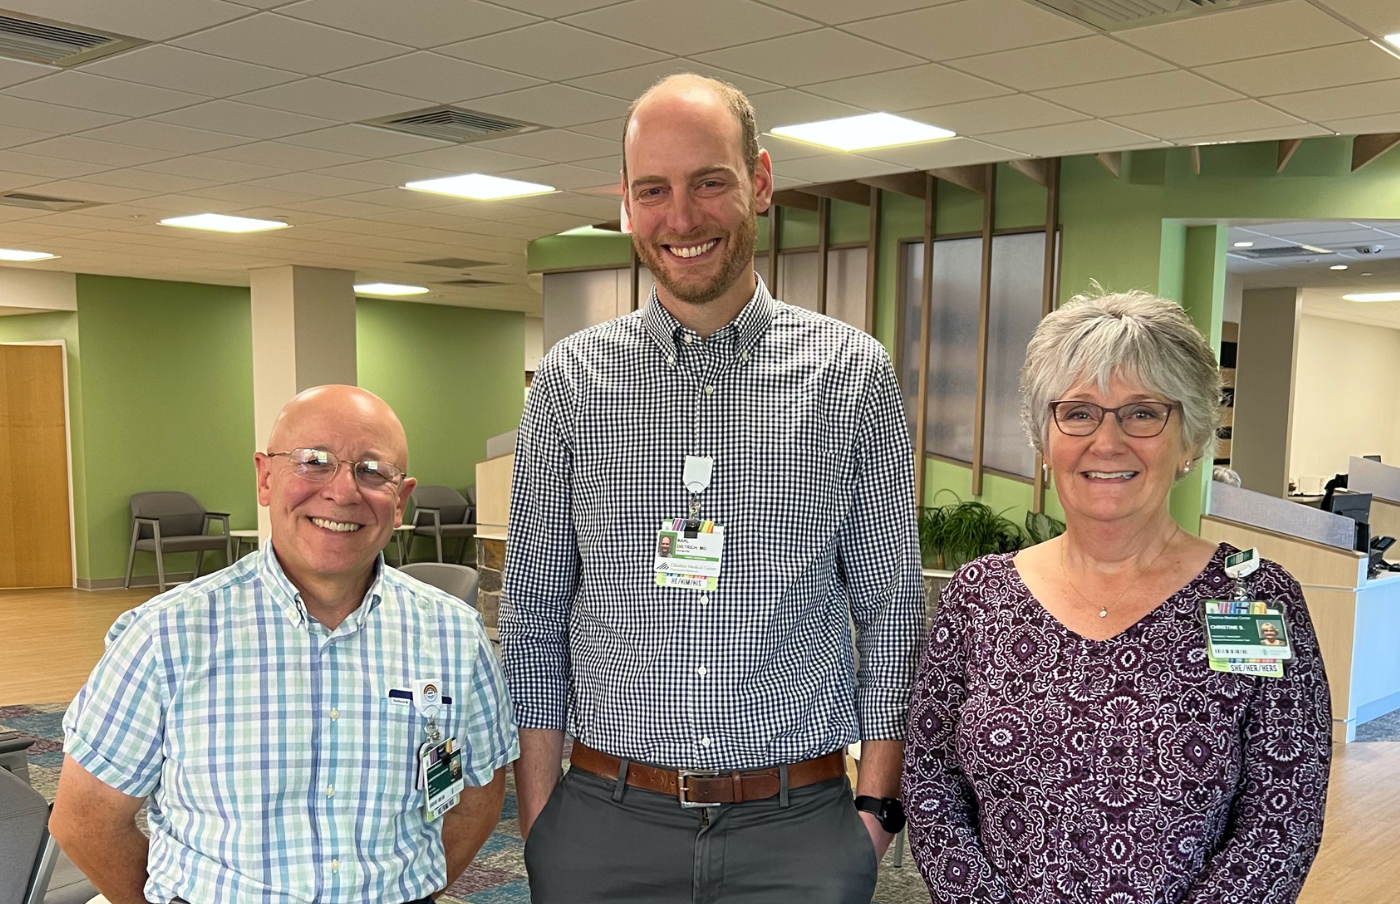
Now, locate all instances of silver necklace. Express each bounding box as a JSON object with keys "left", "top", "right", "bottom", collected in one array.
[{"left": 1060, "top": 525, "right": 1179, "bottom": 618}]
